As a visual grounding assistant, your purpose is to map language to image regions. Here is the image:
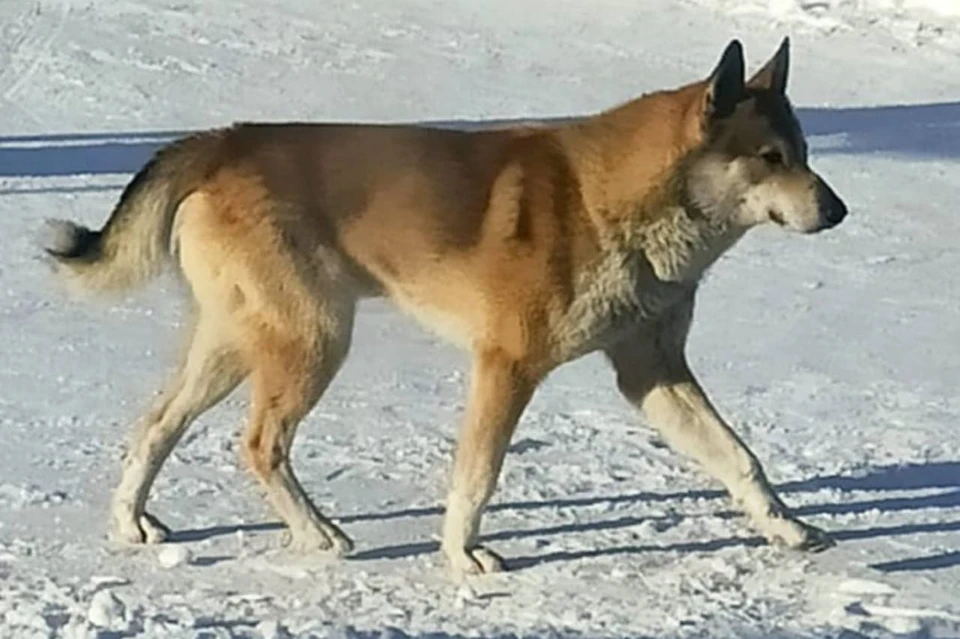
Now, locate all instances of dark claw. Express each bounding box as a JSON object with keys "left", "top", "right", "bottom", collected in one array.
[{"left": 797, "top": 528, "right": 836, "bottom": 553}]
